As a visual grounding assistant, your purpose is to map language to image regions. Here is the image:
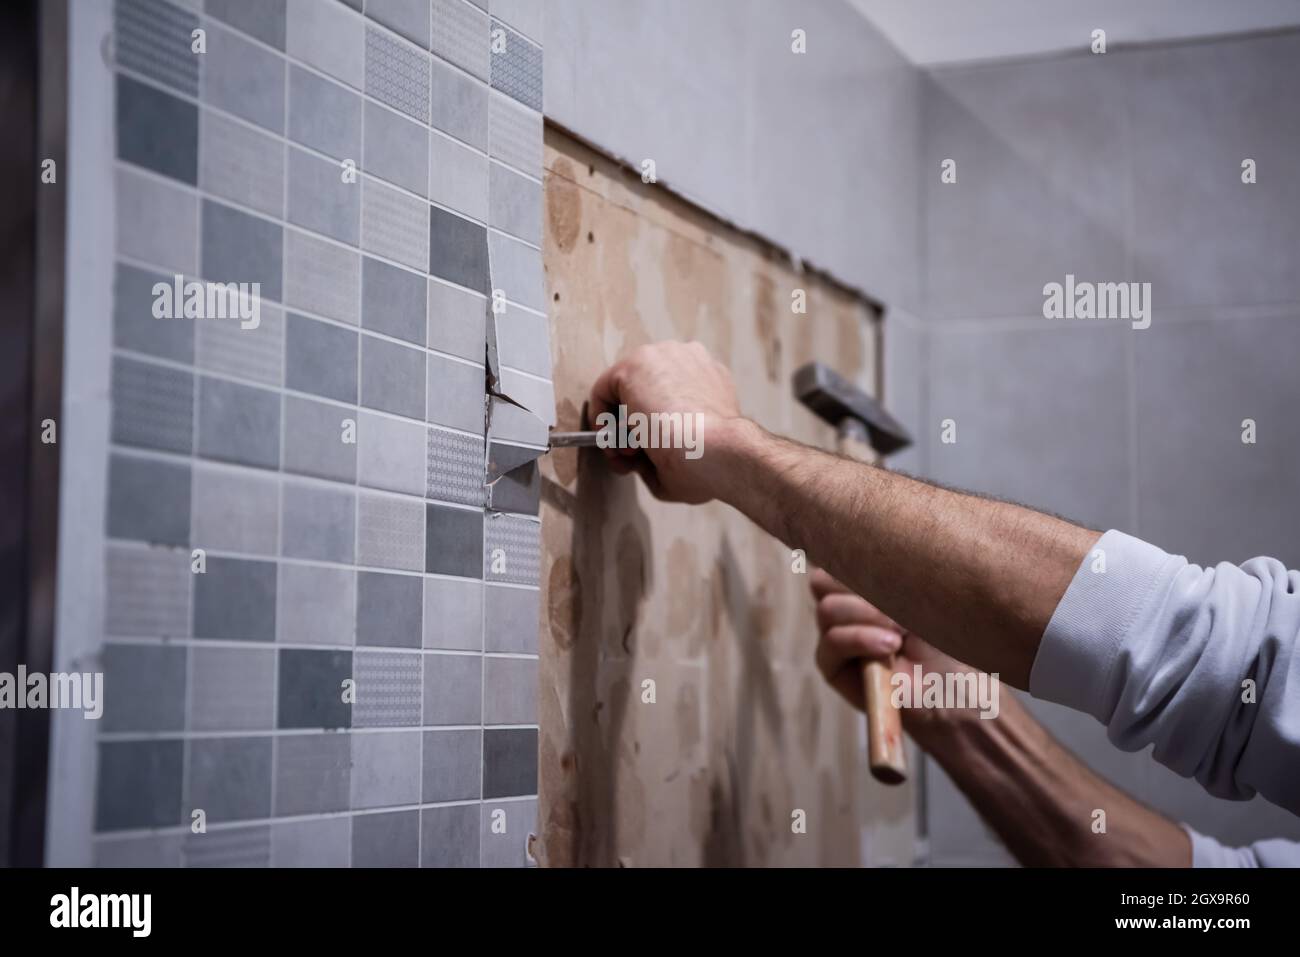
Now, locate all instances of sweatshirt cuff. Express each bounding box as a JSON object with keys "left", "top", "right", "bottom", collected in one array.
[
  {"left": 1028, "top": 529, "right": 1174, "bottom": 720},
  {"left": 1182, "top": 824, "right": 1258, "bottom": 868}
]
